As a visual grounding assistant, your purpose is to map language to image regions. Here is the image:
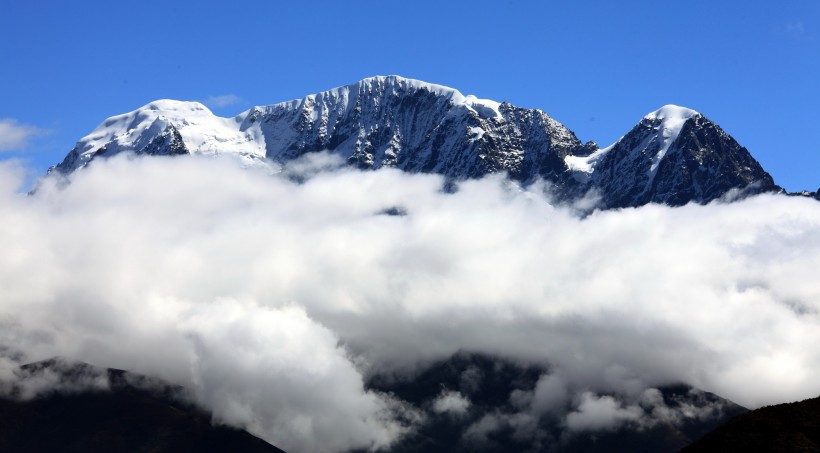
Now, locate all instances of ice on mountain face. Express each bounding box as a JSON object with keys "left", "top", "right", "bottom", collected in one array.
[
  {"left": 468, "top": 126, "right": 486, "bottom": 141},
  {"left": 645, "top": 105, "right": 700, "bottom": 173},
  {"left": 465, "top": 95, "right": 503, "bottom": 120},
  {"left": 564, "top": 144, "right": 612, "bottom": 175}
]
